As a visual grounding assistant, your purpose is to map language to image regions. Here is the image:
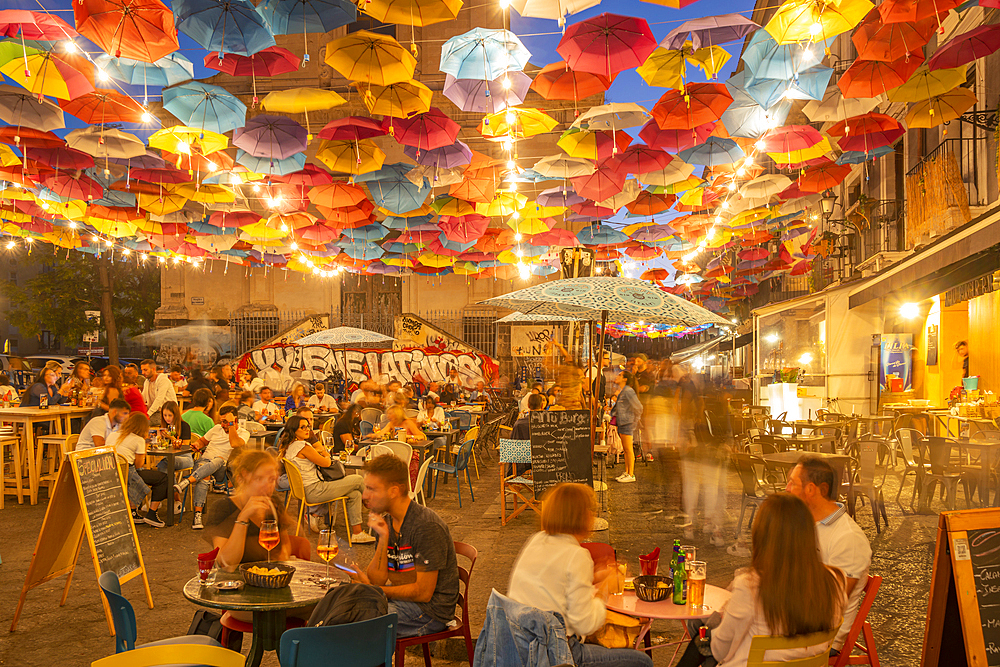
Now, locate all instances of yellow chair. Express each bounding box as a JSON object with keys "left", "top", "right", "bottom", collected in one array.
[
  {"left": 746, "top": 627, "right": 839, "bottom": 667},
  {"left": 92, "top": 643, "right": 244, "bottom": 667},
  {"left": 284, "top": 461, "right": 353, "bottom": 545}
]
